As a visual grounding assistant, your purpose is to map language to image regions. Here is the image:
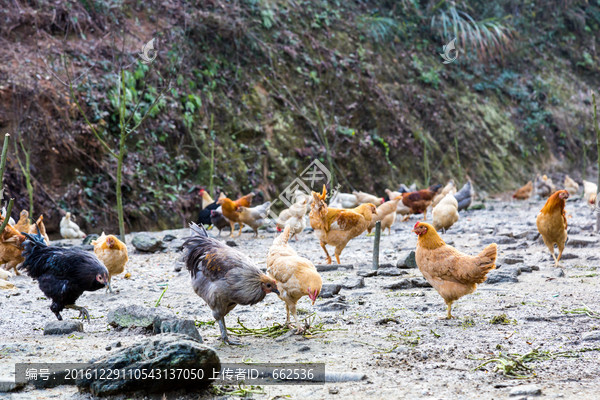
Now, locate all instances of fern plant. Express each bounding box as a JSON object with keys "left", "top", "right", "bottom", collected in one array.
[{"left": 431, "top": 5, "right": 514, "bottom": 61}]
